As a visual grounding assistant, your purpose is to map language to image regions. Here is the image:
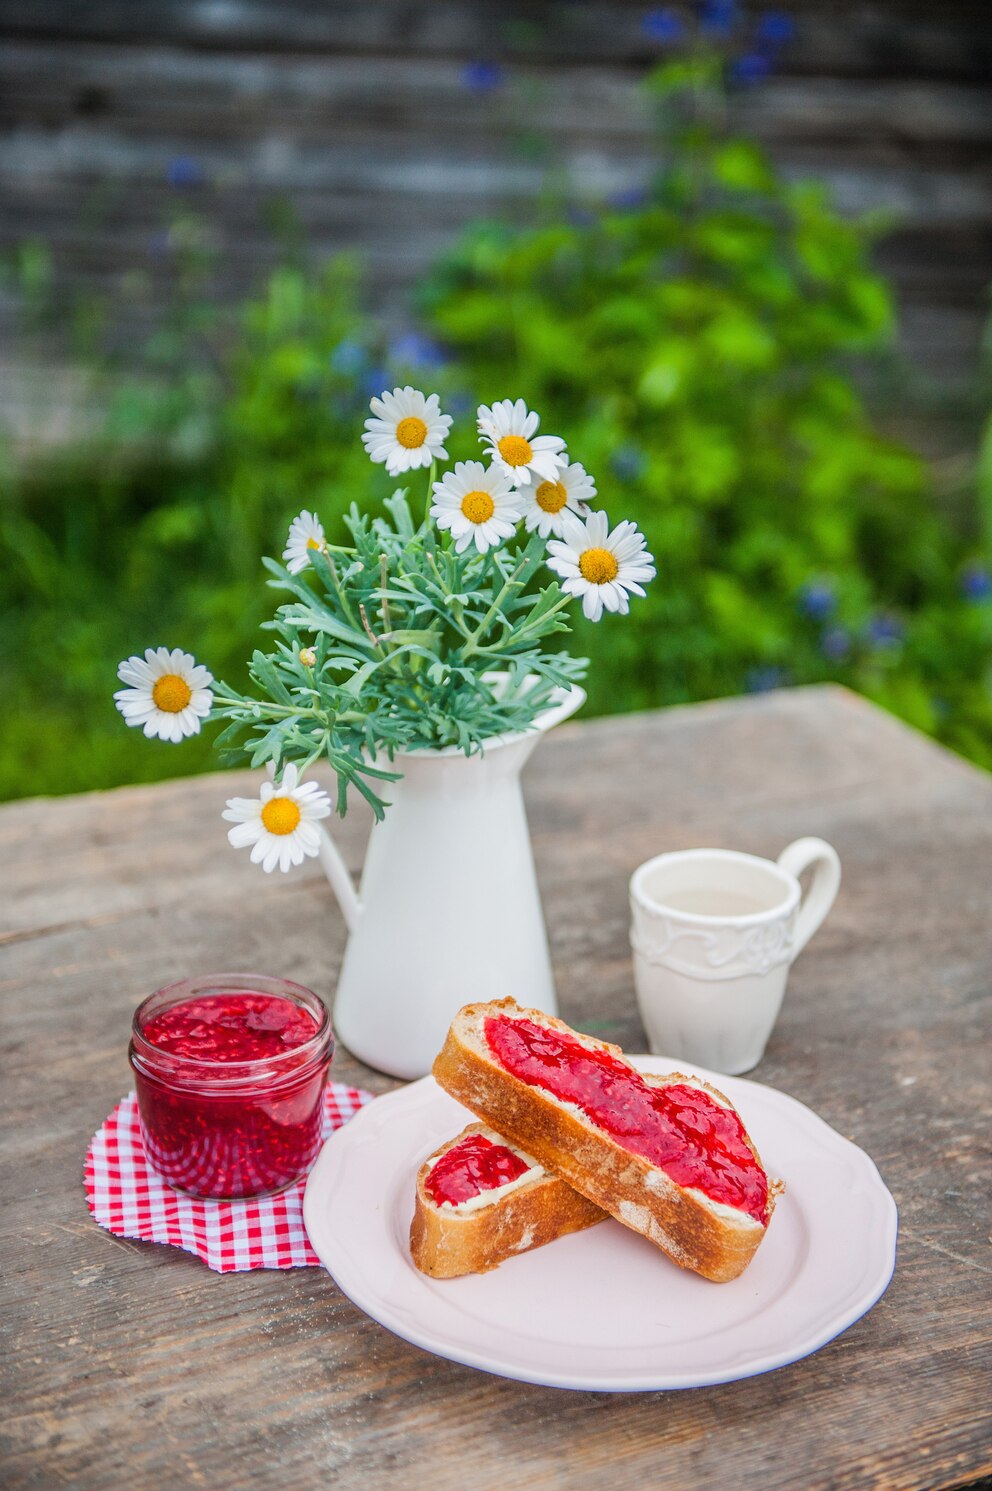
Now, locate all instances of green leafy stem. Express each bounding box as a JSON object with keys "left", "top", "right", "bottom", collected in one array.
[{"left": 204, "top": 487, "right": 587, "bottom": 819}]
